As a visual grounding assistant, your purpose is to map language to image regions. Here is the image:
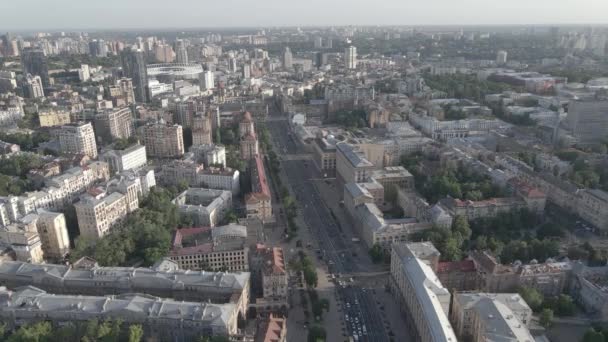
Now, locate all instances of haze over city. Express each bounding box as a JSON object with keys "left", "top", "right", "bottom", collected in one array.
[{"left": 2, "top": 0, "right": 608, "bottom": 30}]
